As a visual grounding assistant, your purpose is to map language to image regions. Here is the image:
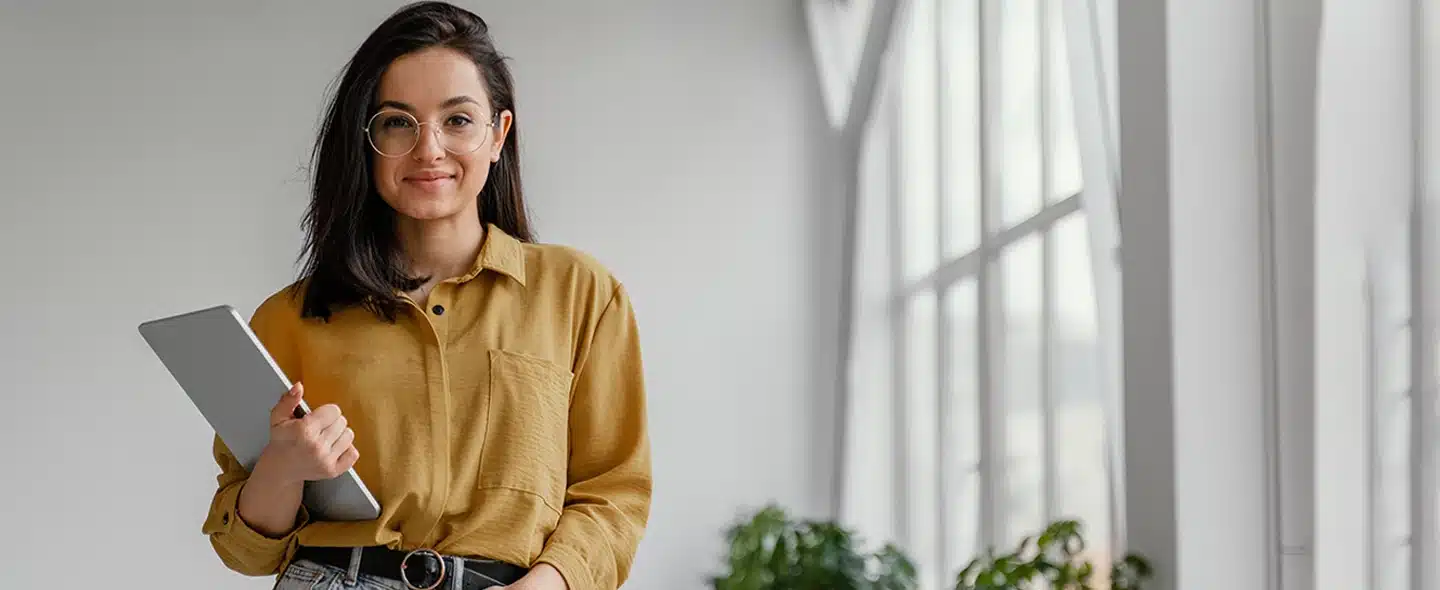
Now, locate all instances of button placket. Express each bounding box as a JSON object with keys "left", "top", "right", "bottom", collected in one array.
[
  {"left": 416, "top": 282, "right": 455, "bottom": 547},
  {"left": 426, "top": 284, "right": 453, "bottom": 342}
]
